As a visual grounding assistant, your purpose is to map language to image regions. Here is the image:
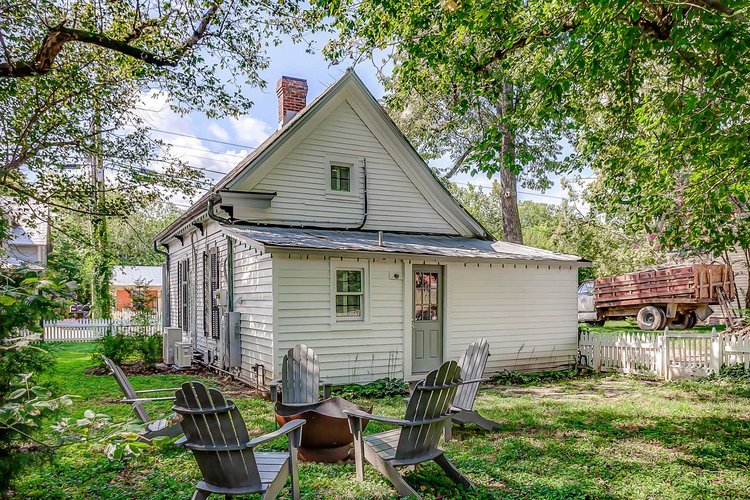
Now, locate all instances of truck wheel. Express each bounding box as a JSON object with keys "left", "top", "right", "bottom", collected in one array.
[
  {"left": 686, "top": 311, "right": 698, "bottom": 329},
  {"left": 669, "top": 312, "right": 691, "bottom": 330},
  {"left": 637, "top": 306, "right": 666, "bottom": 331}
]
